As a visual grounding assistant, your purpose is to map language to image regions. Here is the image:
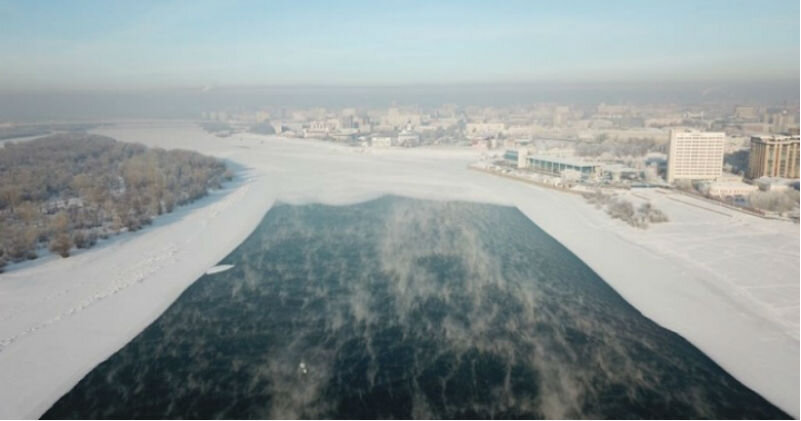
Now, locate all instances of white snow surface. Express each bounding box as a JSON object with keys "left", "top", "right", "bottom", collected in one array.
[{"left": 0, "top": 121, "right": 798, "bottom": 418}]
